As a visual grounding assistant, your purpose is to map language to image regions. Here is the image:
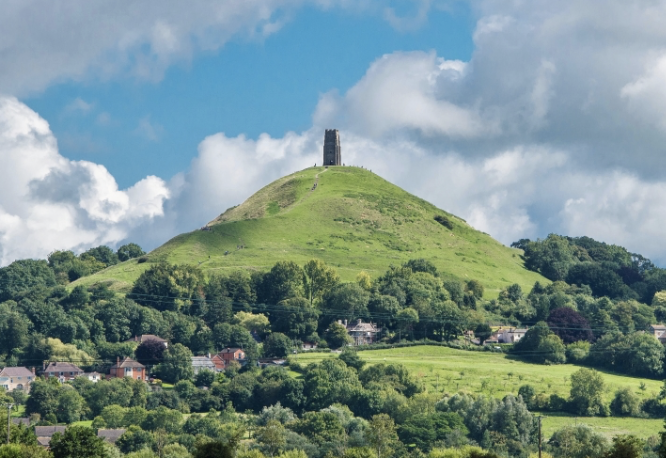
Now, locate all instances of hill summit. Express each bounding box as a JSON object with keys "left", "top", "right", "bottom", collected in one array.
[{"left": 76, "top": 167, "right": 546, "bottom": 294}]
